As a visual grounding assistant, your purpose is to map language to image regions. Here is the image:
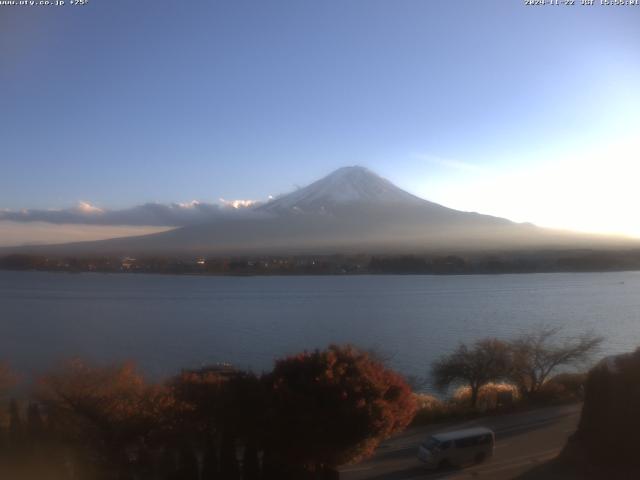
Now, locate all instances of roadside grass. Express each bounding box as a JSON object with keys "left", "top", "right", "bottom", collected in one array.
[{"left": 411, "top": 373, "right": 586, "bottom": 427}]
